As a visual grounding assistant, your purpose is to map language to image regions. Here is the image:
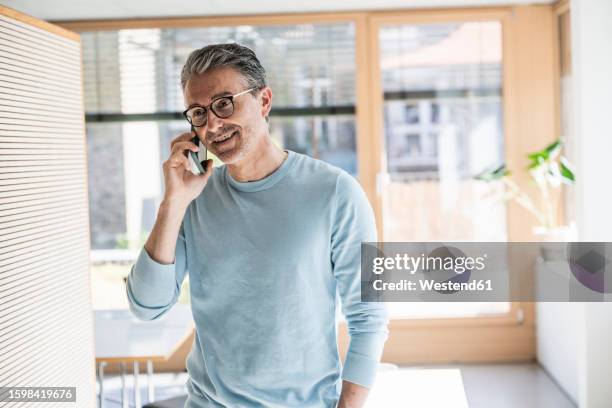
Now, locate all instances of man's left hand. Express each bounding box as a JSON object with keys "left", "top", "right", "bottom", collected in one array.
[{"left": 337, "top": 380, "right": 369, "bottom": 408}]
